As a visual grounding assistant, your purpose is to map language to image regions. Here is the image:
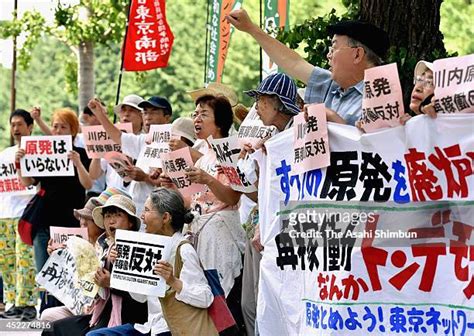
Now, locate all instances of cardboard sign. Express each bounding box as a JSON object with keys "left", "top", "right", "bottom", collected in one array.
[
  {"left": 36, "top": 248, "right": 94, "bottom": 315},
  {"left": 20, "top": 135, "right": 74, "bottom": 177},
  {"left": 136, "top": 124, "right": 172, "bottom": 171},
  {"left": 434, "top": 54, "right": 474, "bottom": 114},
  {"left": 111, "top": 229, "right": 172, "bottom": 297},
  {"left": 293, "top": 103, "right": 330, "bottom": 172},
  {"left": 360, "top": 63, "right": 405, "bottom": 132},
  {"left": 160, "top": 147, "right": 206, "bottom": 196},
  {"left": 82, "top": 123, "right": 133, "bottom": 159},
  {"left": 237, "top": 104, "right": 277, "bottom": 148},
  {"left": 104, "top": 151, "right": 133, "bottom": 183},
  {"left": 50, "top": 226, "right": 89, "bottom": 249},
  {"left": 208, "top": 135, "right": 257, "bottom": 193}
]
